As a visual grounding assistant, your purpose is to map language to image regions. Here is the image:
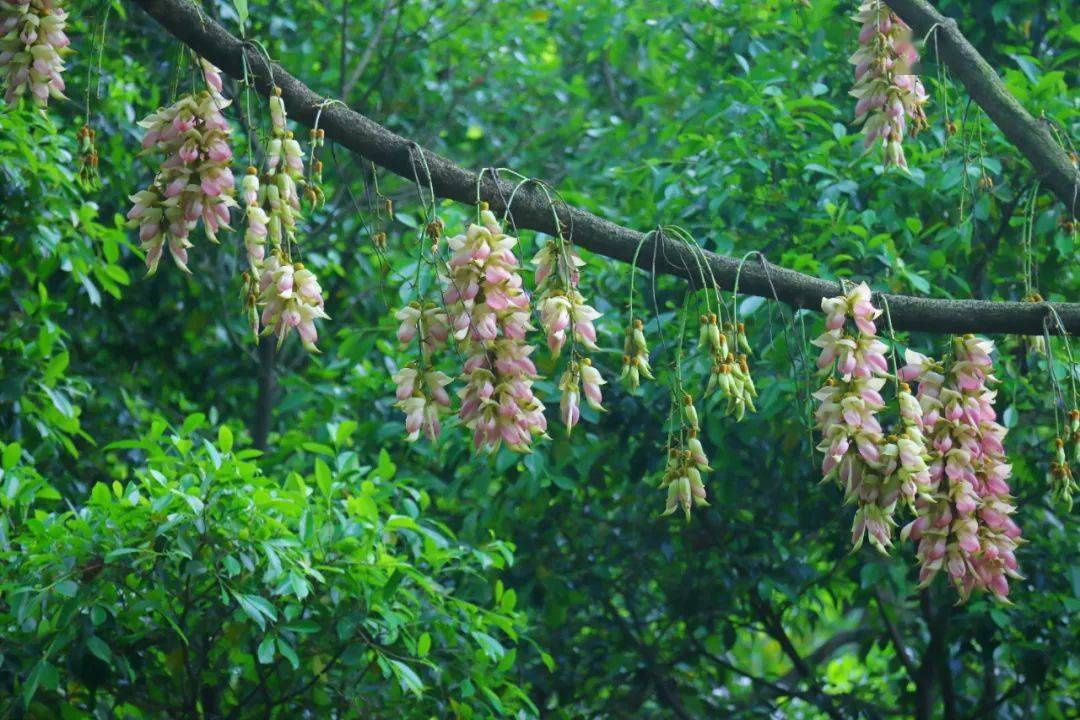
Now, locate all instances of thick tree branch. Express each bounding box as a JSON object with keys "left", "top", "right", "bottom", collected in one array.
[
  {"left": 887, "top": 0, "right": 1080, "bottom": 214},
  {"left": 129, "top": 0, "right": 1079, "bottom": 335}
]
